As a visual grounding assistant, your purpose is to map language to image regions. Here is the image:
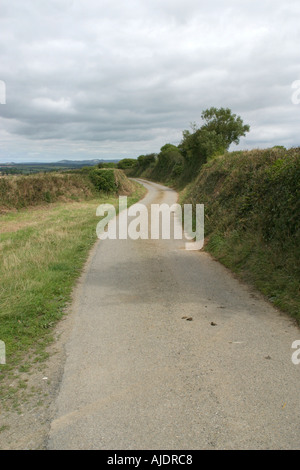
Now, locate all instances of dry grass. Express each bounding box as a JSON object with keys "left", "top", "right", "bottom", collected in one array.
[{"left": 0, "top": 173, "right": 96, "bottom": 212}]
